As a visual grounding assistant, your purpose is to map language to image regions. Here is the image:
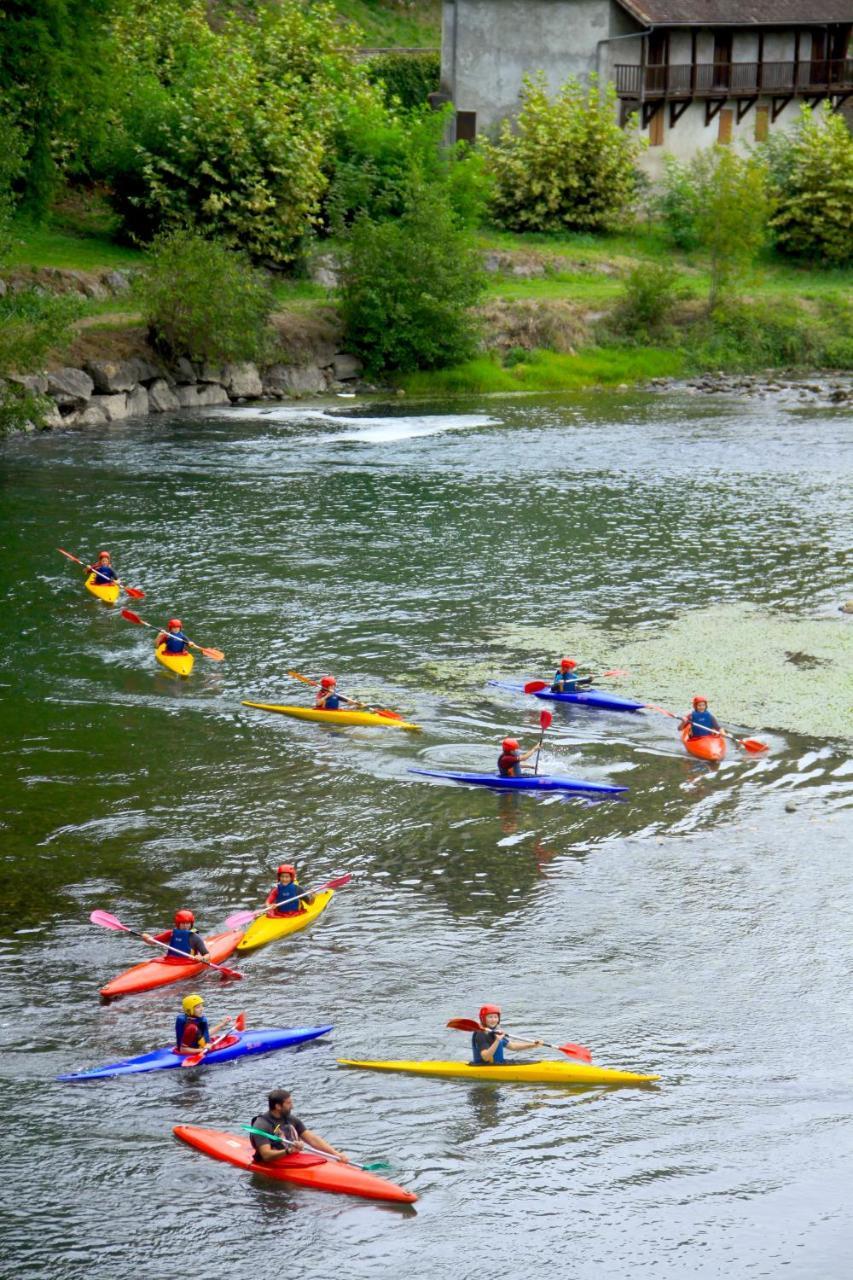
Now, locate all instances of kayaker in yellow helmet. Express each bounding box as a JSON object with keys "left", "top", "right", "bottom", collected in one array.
[
  {"left": 498, "top": 737, "right": 538, "bottom": 777},
  {"left": 250, "top": 1088, "right": 350, "bottom": 1165},
  {"left": 471, "top": 1005, "right": 543, "bottom": 1065},
  {"left": 175, "top": 993, "right": 210, "bottom": 1051},
  {"left": 314, "top": 675, "right": 358, "bottom": 712},
  {"left": 679, "top": 695, "right": 721, "bottom": 739},
  {"left": 265, "top": 864, "right": 314, "bottom": 917}
]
